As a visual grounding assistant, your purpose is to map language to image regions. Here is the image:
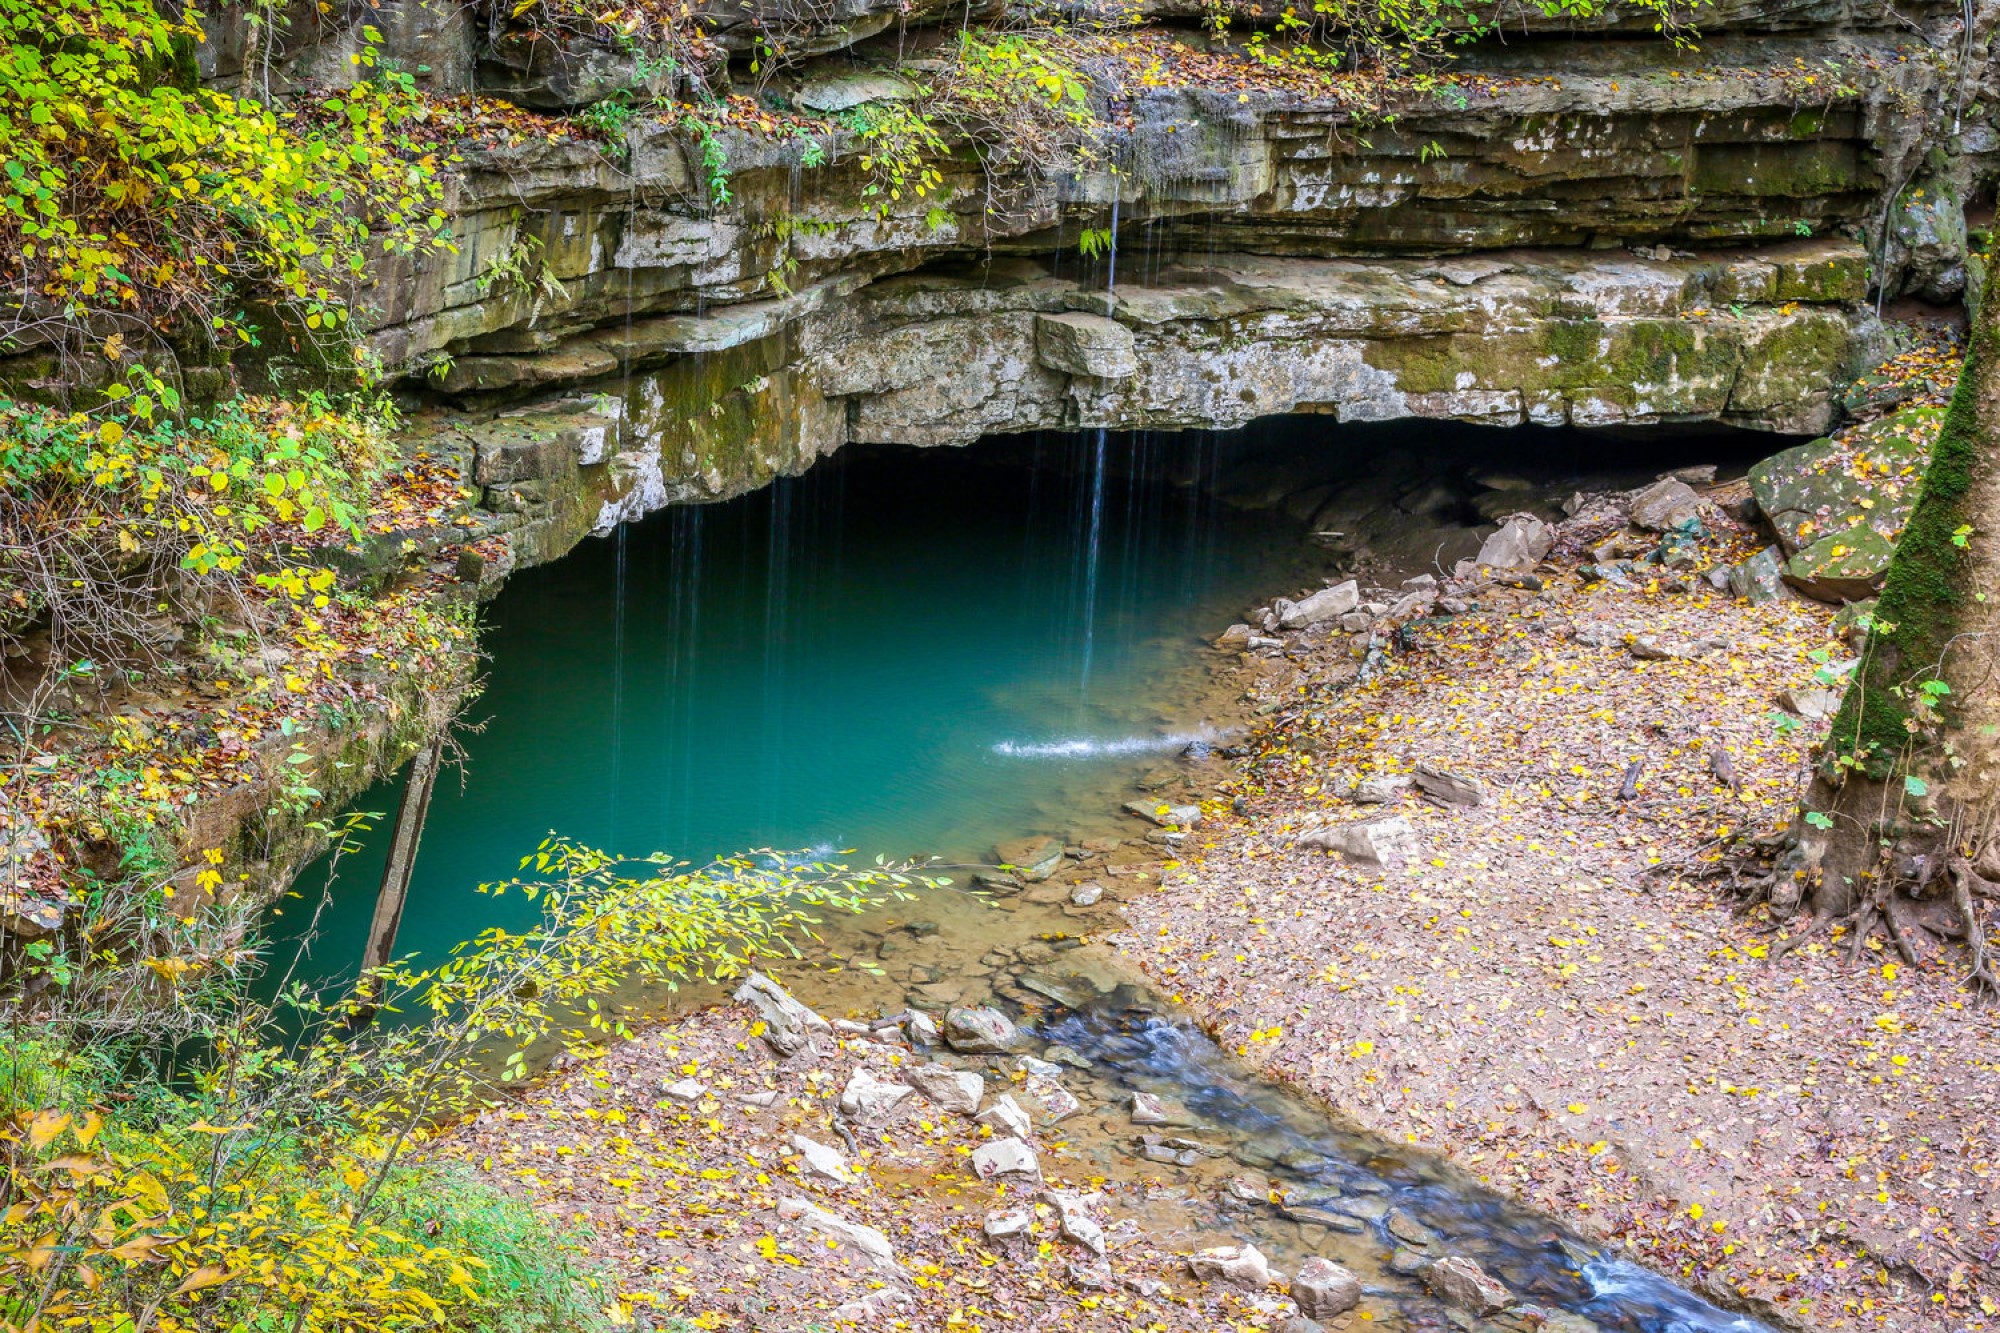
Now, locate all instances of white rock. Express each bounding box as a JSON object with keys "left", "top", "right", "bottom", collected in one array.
[
  {"left": 1043, "top": 1188, "right": 1106, "bottom": 1255},
  {"left": 1352, "top": 774, "right": 1411, "bottom": 805},
  {"left": 1023, "top": 1075, "right": 1082, "bottom": 1124},
  {"left": 1130, "top": 1091, "right": 1169, "bottom": 1125},
  {"left": 1275, "top": 580, "right": 1360, "bottom": 629},
  {"left": 984, "top": 1205, "right": 1034, "bottom": 1241},
  {"left": 1423, "top": 1255, "right": 1512, "bottom": 1314},
  {"left": 1475, "top": 515, "right": 1553, "bottom": 570},
  {"left": 1292, "top": 1256, "right": 1363, "bottom": 1318},
  {"left": 906, "top": 1063, "right": 984, "bottom": 1115},
  {"left": 734, "top": 971, "right": 830, "bottom": 1056},
  {"left": 1296, "top": 815, "right": 1421, "bottom": 867},
  {"left": 1780, "top": 685, "right": 1842, "bottom": 720},
  {"left": 1188, "top": 1243, "right": 1272, "bottom": 1289},
  {"left": 837, "top": 1067, "right": 915, "bottom": 1126},
  {"left": 776, "top": 1194, "right": 895, "bottom": 1265},
  {"left": 1069, "top": 882, "right": 1103, "bottom": 907},
  {"left": 663, "top": 1078, "right": 707, "bottom": 1103},
  {"left": 971, "top": 1137, "right": 1041, "bottom": 1182},
  {"left": 789, "top": 1134, "right": 854, "bottom": 1186},
  {"left": 975, "top": 1094, "right": 1033, "bottom": 1140}
]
